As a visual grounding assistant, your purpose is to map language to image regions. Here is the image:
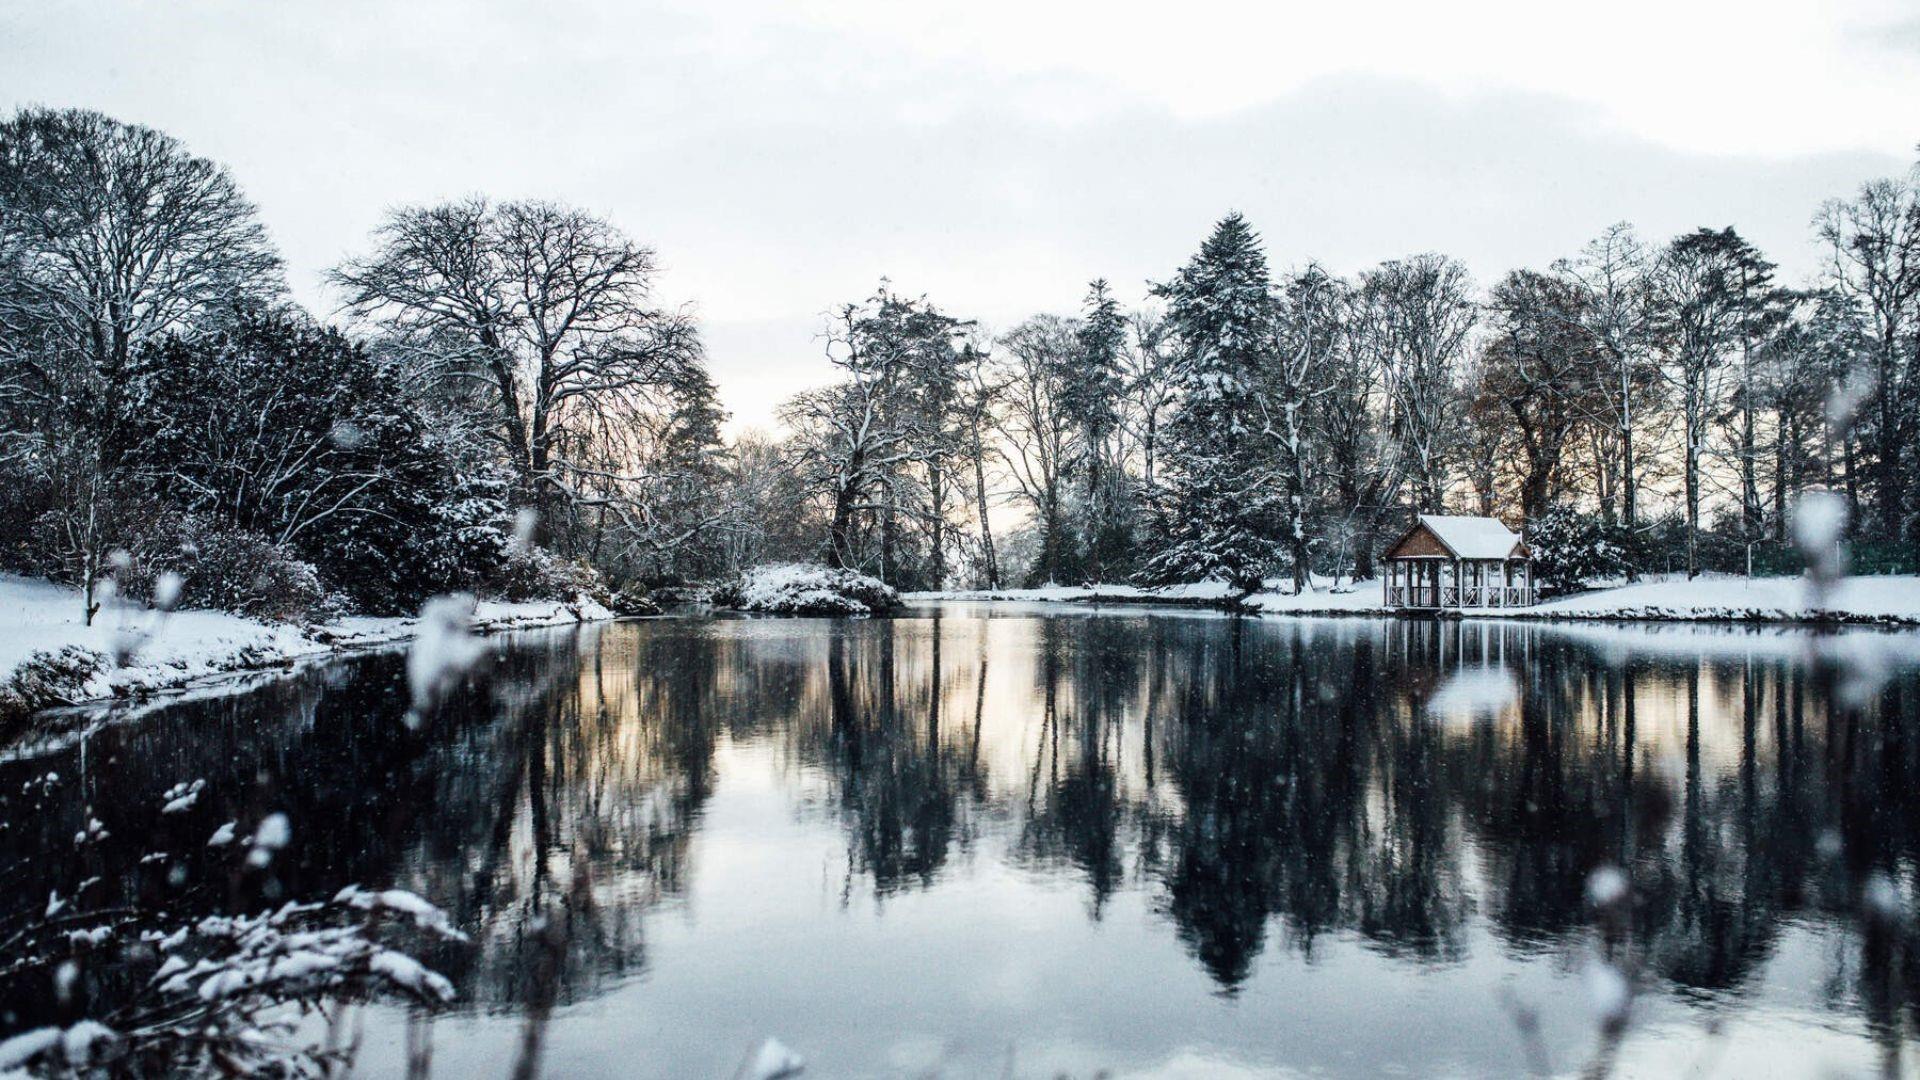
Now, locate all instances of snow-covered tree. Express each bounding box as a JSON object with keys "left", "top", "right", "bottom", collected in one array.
[
  {"left": 0, "top": 107, "right": 284, "bottom": 620},
  {"left": 1139, "top": 213, "right": 1282, "bottom": 590},
  {"left": 126, "top": 311, "right": 510, "bottom": 612},
  {"left": 1353, "top": 254, "right": 1476, "bottom": 515},
  {"left": 1070, "top": 280, "right": 1132, "bottom": 578},
  {"left": 1647, "top": 228, "right": 1760, "bottom": 578},
  {"left": 330, "top": 199, "right": 703, "bottom": 540},
  {"left": 1261, "top": 265, "right": 1343, "bottom": 592},
  {"left": 1814, "top": 167, "right": 1920, "bottom": 546}
]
